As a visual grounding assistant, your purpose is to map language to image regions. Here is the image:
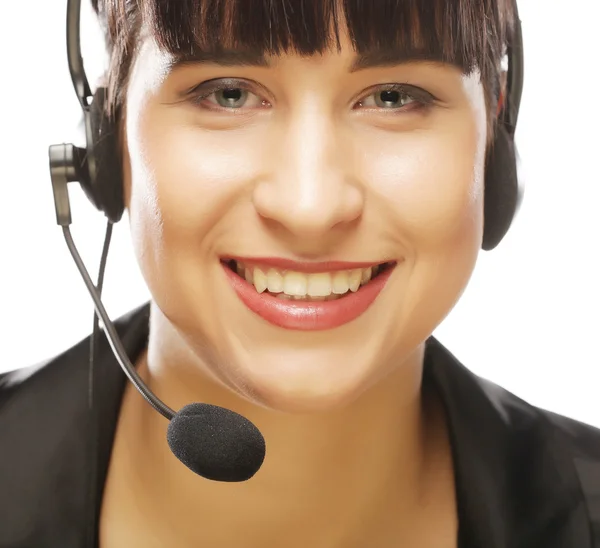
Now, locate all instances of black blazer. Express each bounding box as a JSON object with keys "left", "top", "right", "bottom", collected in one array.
[{"left": 1, "top": 304, "right": 599, "bottom": 547}]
